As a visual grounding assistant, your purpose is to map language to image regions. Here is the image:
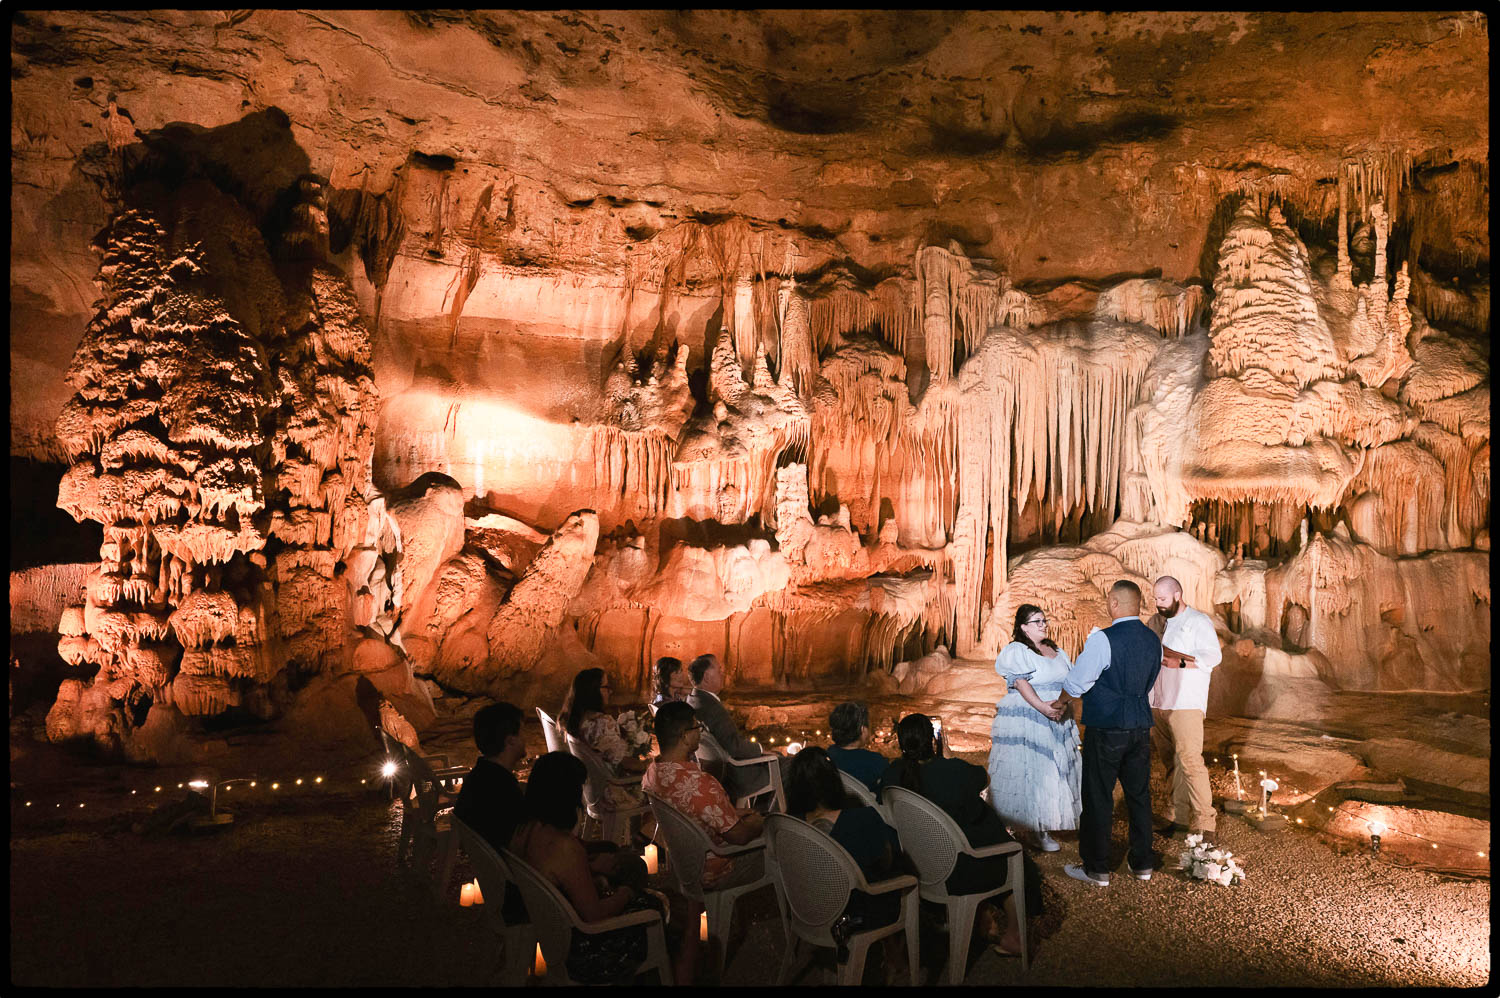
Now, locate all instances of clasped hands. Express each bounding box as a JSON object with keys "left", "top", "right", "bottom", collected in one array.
[{"left": 1040, "top": 695, "right": 1071, "bottom": 723}]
